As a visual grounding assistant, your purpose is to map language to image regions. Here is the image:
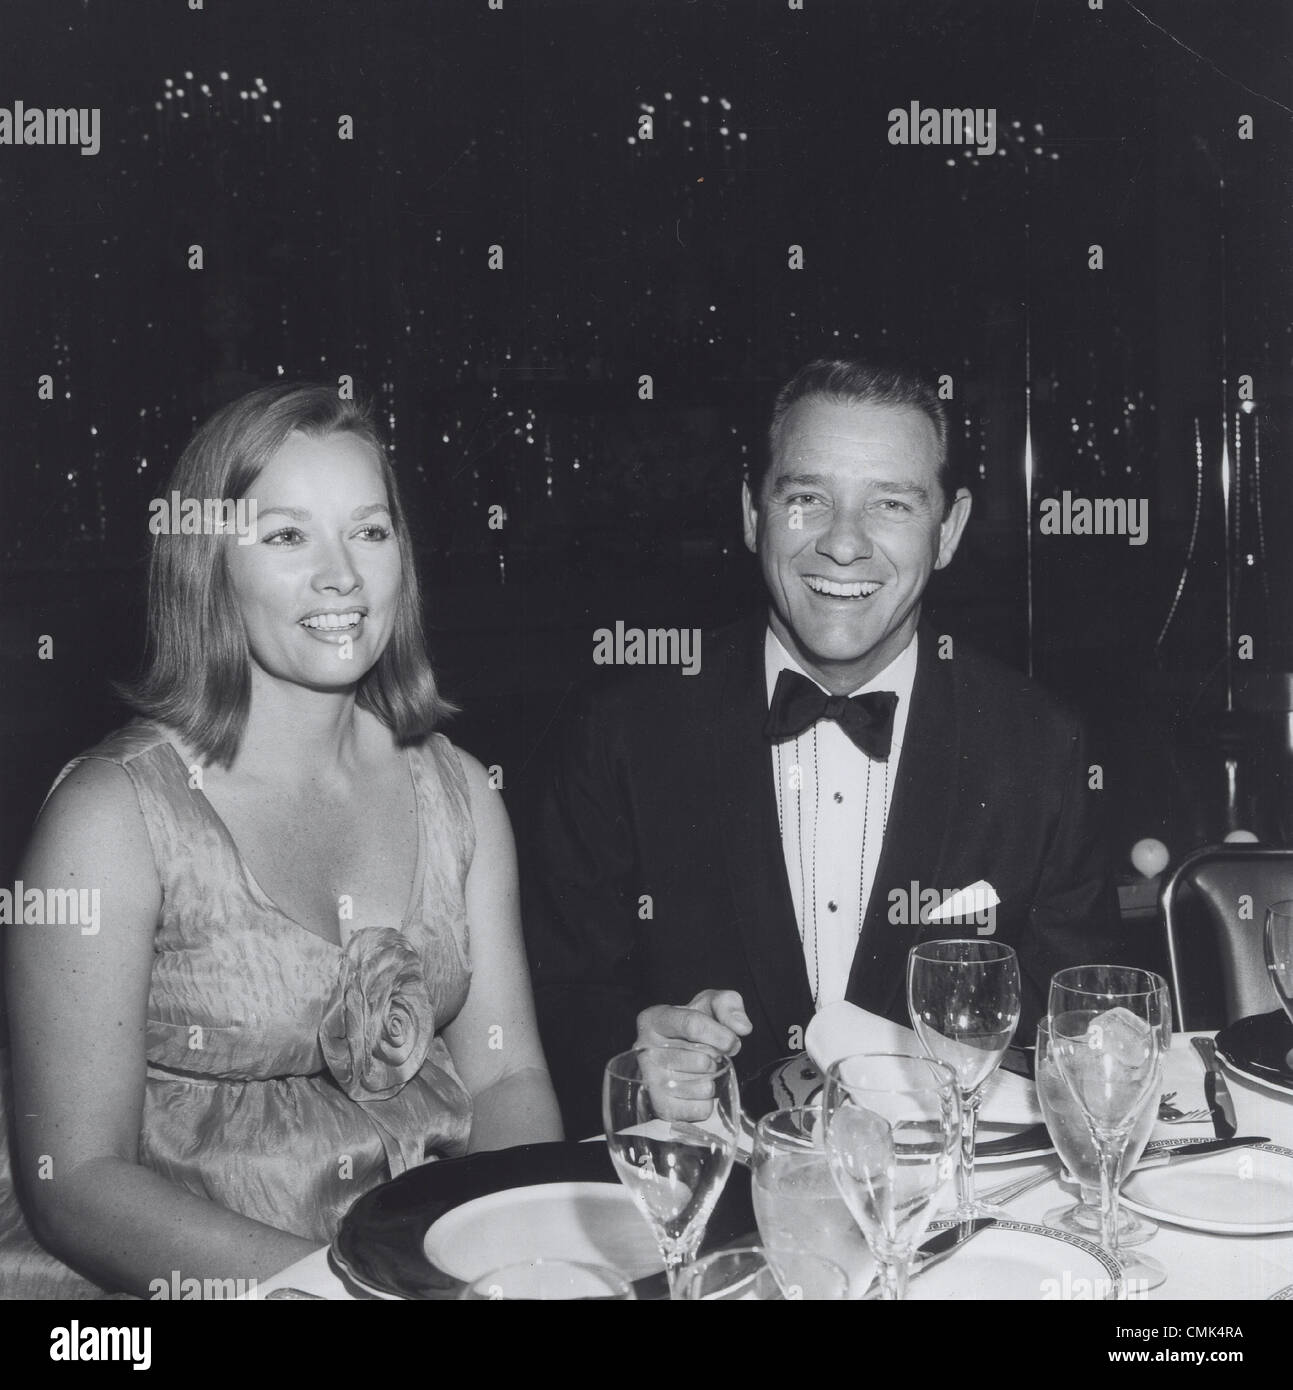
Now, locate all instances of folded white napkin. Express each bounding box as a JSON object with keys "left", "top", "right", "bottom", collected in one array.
[{"left": 805, "top": 1001, "right": 1042, "bottom": 1124}]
